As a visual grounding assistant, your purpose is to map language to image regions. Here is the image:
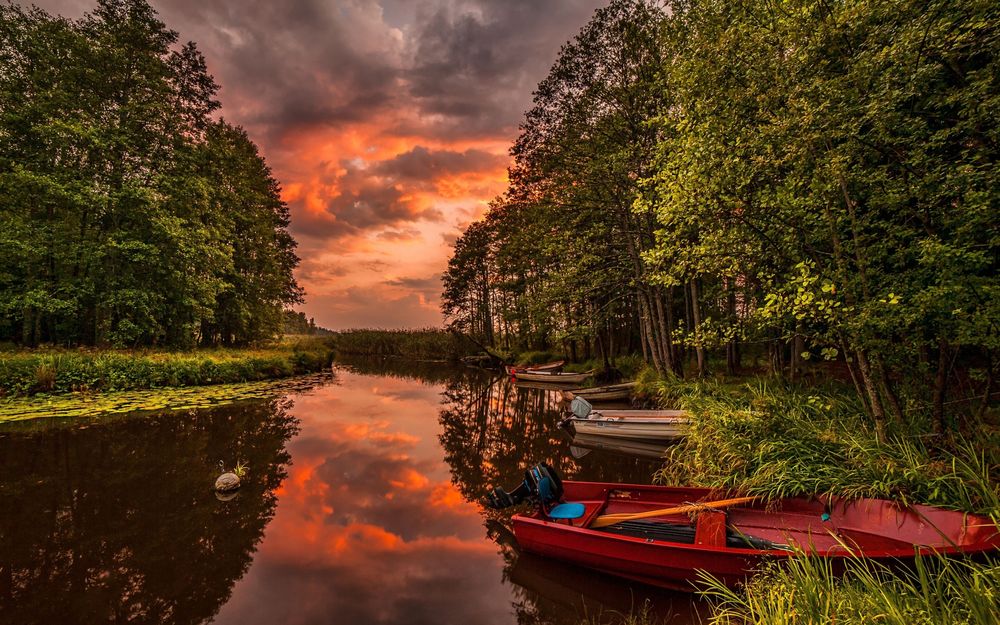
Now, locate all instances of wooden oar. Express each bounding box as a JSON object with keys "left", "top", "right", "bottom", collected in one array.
[{"left": 589, "top": 496, "right": 758, "bottom": 529}]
